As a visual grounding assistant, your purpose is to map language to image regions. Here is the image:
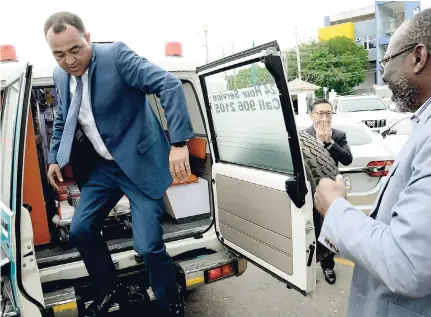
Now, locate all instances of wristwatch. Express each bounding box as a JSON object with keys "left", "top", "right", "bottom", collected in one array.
[
  {"left": 171, "top": 140, "right": 188, "bottom": 147},
  {"left": 323, "top": 139, "right": 334, "bottom": 149}
]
